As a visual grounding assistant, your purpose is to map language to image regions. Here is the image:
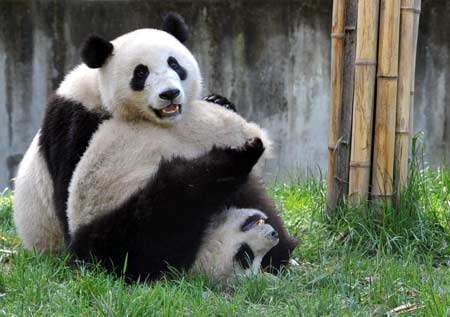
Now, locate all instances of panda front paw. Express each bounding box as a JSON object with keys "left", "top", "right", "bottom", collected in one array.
[{"left": 204, "top": 94, "right": 237, "bottom": 112}]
